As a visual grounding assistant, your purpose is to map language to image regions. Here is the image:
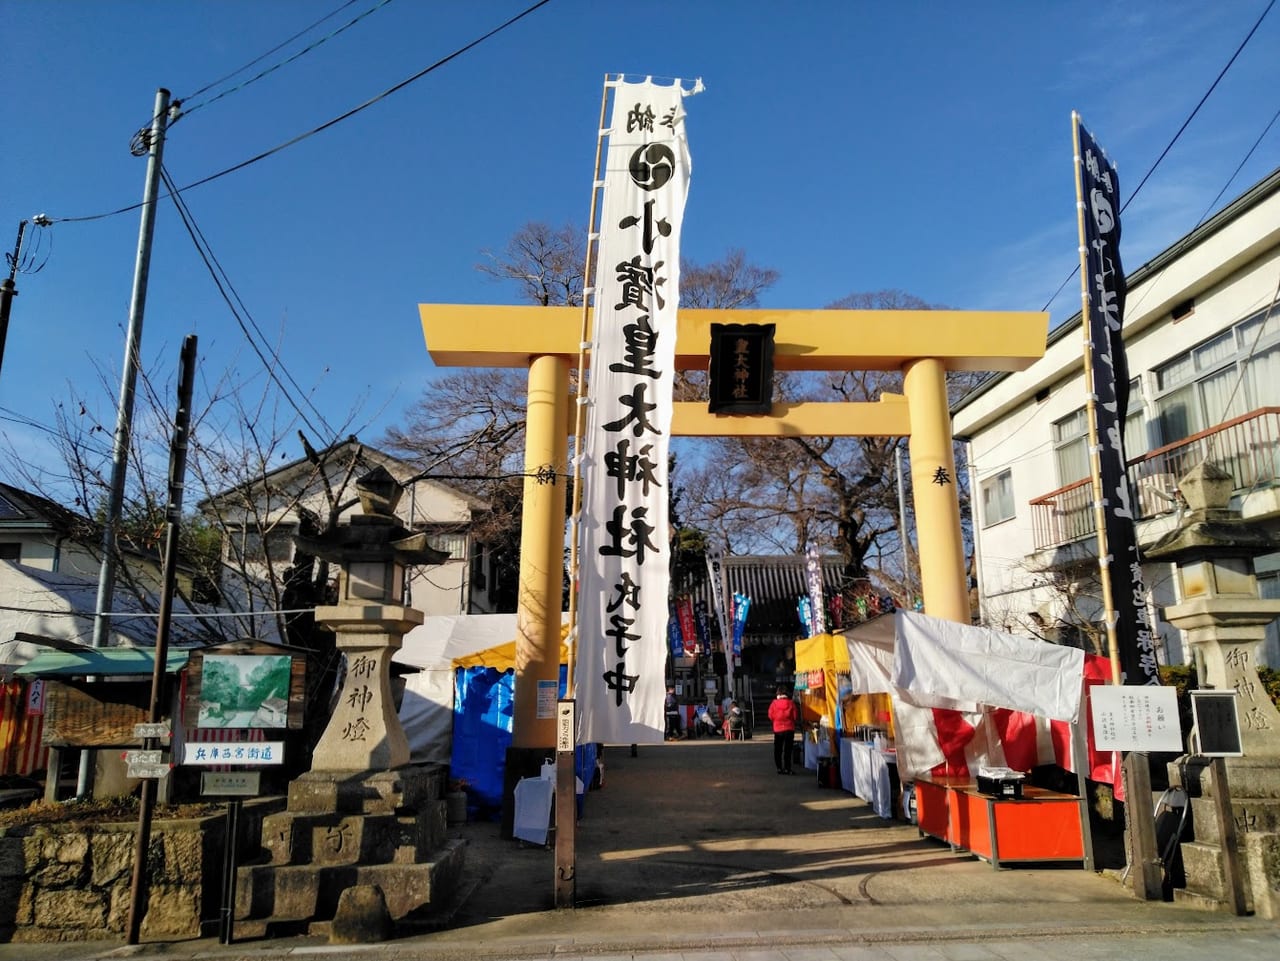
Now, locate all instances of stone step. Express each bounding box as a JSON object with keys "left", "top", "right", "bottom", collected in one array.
[
  {"left": 1172, "top": 886, "right": 1236, "bottom": 914},
  {"left": 235, "top": 838, "right": 466, "bottom": 924},
  {"left": 1179, "top": 840, "right": 1228, "bottom": 901},
  {"left": 259, "top": 804, "right": 446, "bottom": 866}
]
